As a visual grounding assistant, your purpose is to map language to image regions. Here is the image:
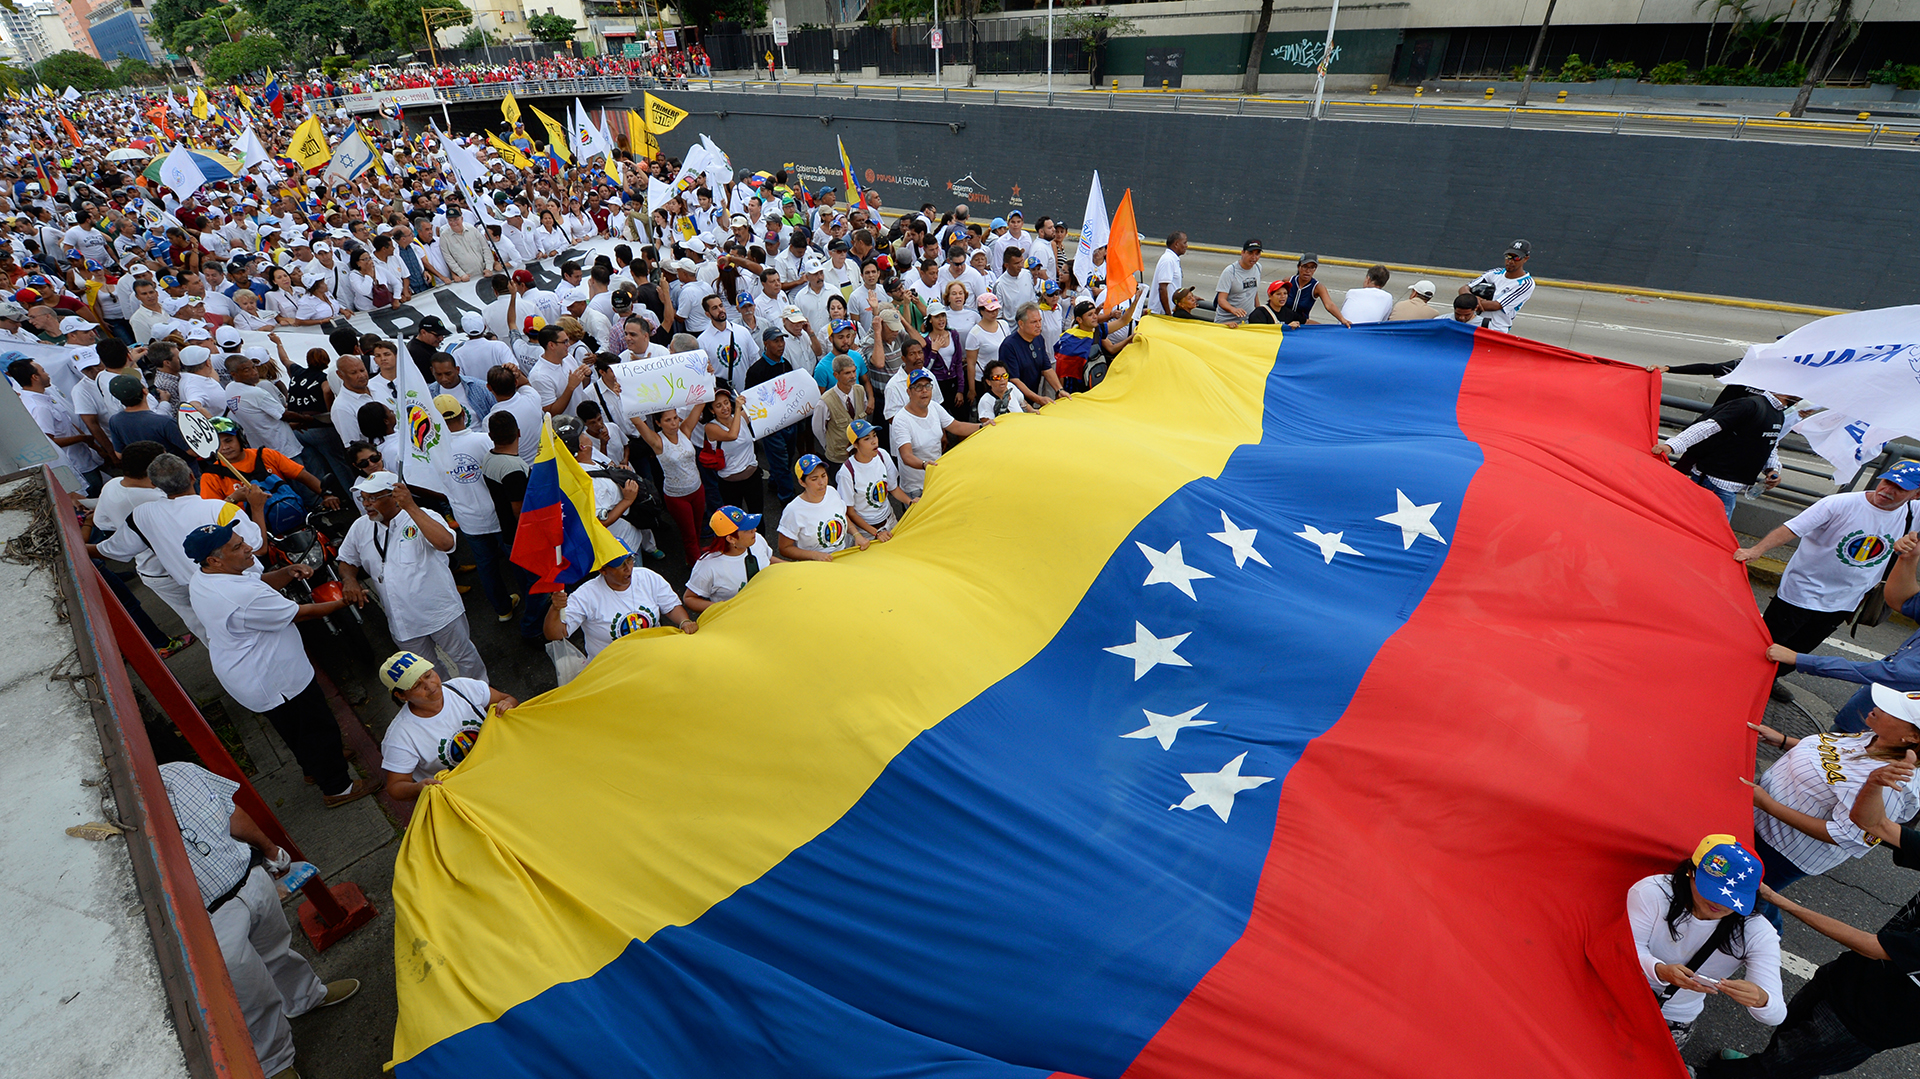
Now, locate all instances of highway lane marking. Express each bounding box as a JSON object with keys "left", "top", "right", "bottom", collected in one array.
[
  {"left": 1824, "top": 637, "right": 1887, "bottom": 660},
  {"left": 1519, "top": 311, "right": 1760, "bottom": 347}
]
